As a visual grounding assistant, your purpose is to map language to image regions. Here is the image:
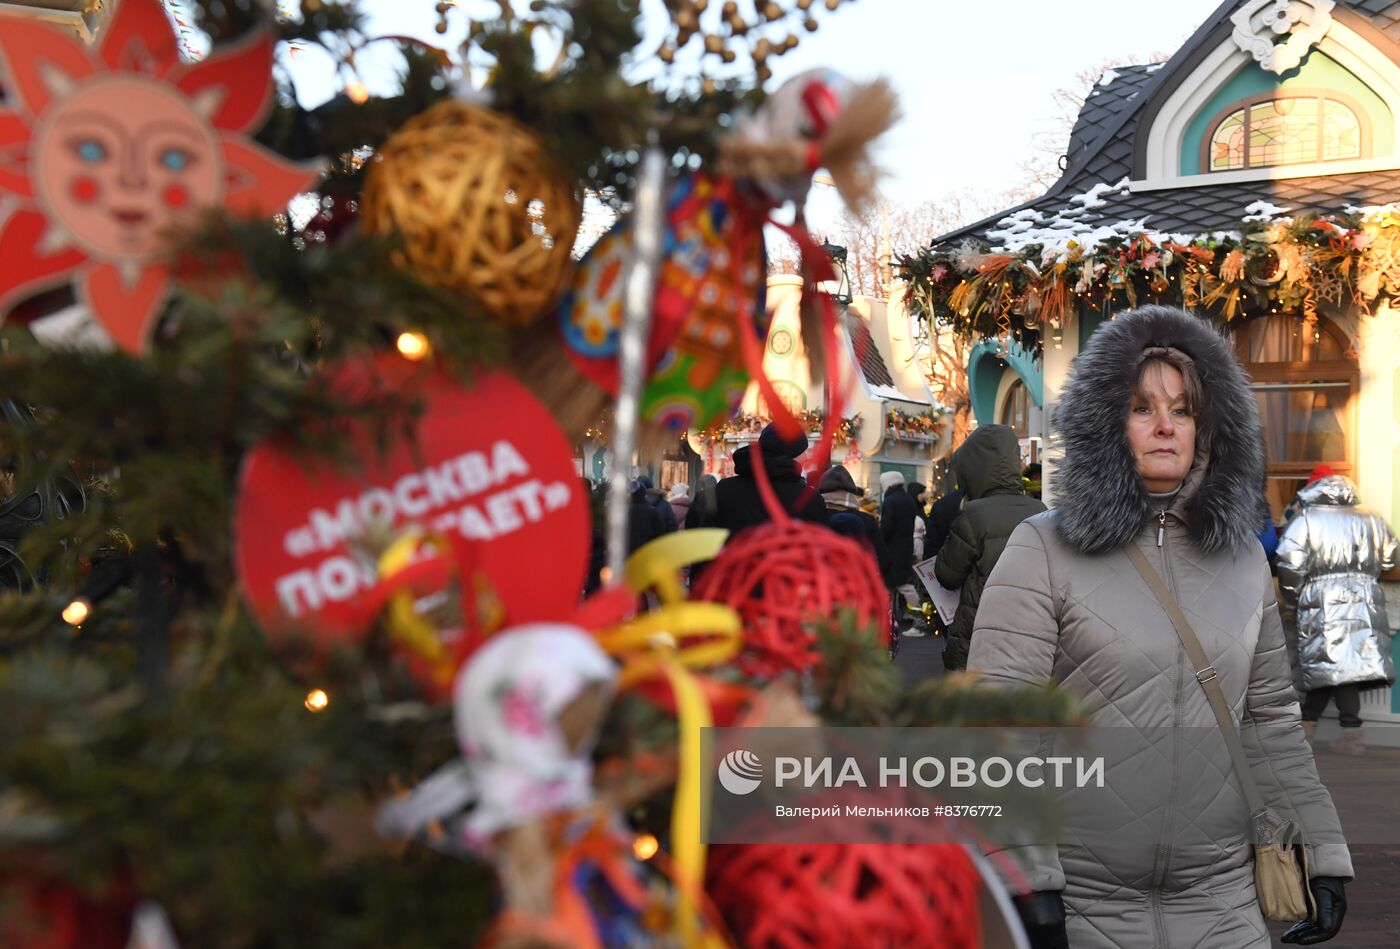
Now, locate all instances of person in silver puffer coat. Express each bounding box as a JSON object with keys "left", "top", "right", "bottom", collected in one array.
[{"left": 1277, "top": 473, "right": 1398, "bottom": 755}]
